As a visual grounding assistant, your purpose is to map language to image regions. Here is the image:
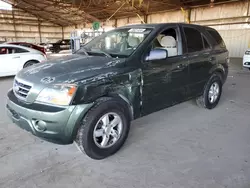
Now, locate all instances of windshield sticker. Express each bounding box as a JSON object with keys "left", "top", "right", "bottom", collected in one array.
[{"left": 128, "top": 28, "right": 146, "bottom": 33}]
